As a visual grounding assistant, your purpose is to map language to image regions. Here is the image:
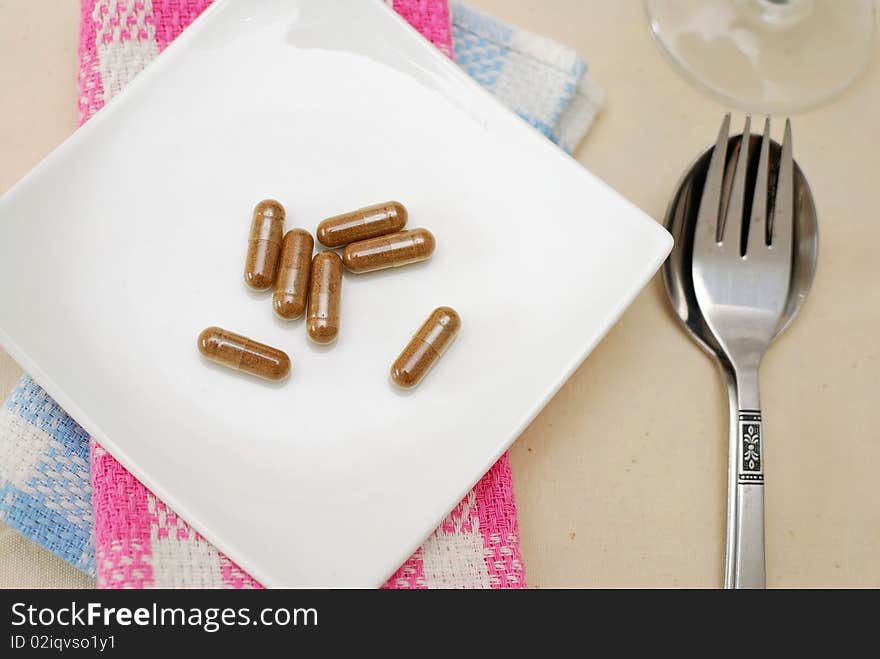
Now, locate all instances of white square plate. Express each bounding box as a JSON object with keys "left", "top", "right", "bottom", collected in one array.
[{"left": 0, "top": 0, "right": 671, "bottom": 586}]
